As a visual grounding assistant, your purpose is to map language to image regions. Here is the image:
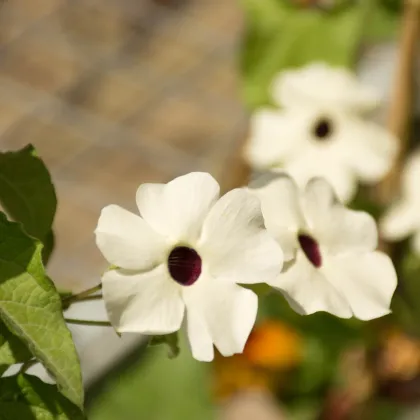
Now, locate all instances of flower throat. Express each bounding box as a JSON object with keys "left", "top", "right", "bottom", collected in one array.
[
  {"left": 168, "top": 246, "right": 202, "bottom": 286},
  {"left": 298, "top": 234, "right": 322, "bottom": 268}
]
